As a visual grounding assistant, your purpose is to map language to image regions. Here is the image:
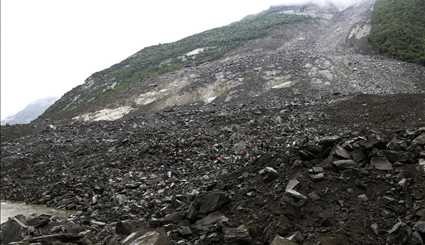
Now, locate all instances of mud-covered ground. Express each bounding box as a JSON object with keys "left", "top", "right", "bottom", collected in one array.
[{"left": 1, "top": 94, "right": 425, "bottom": 244}]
